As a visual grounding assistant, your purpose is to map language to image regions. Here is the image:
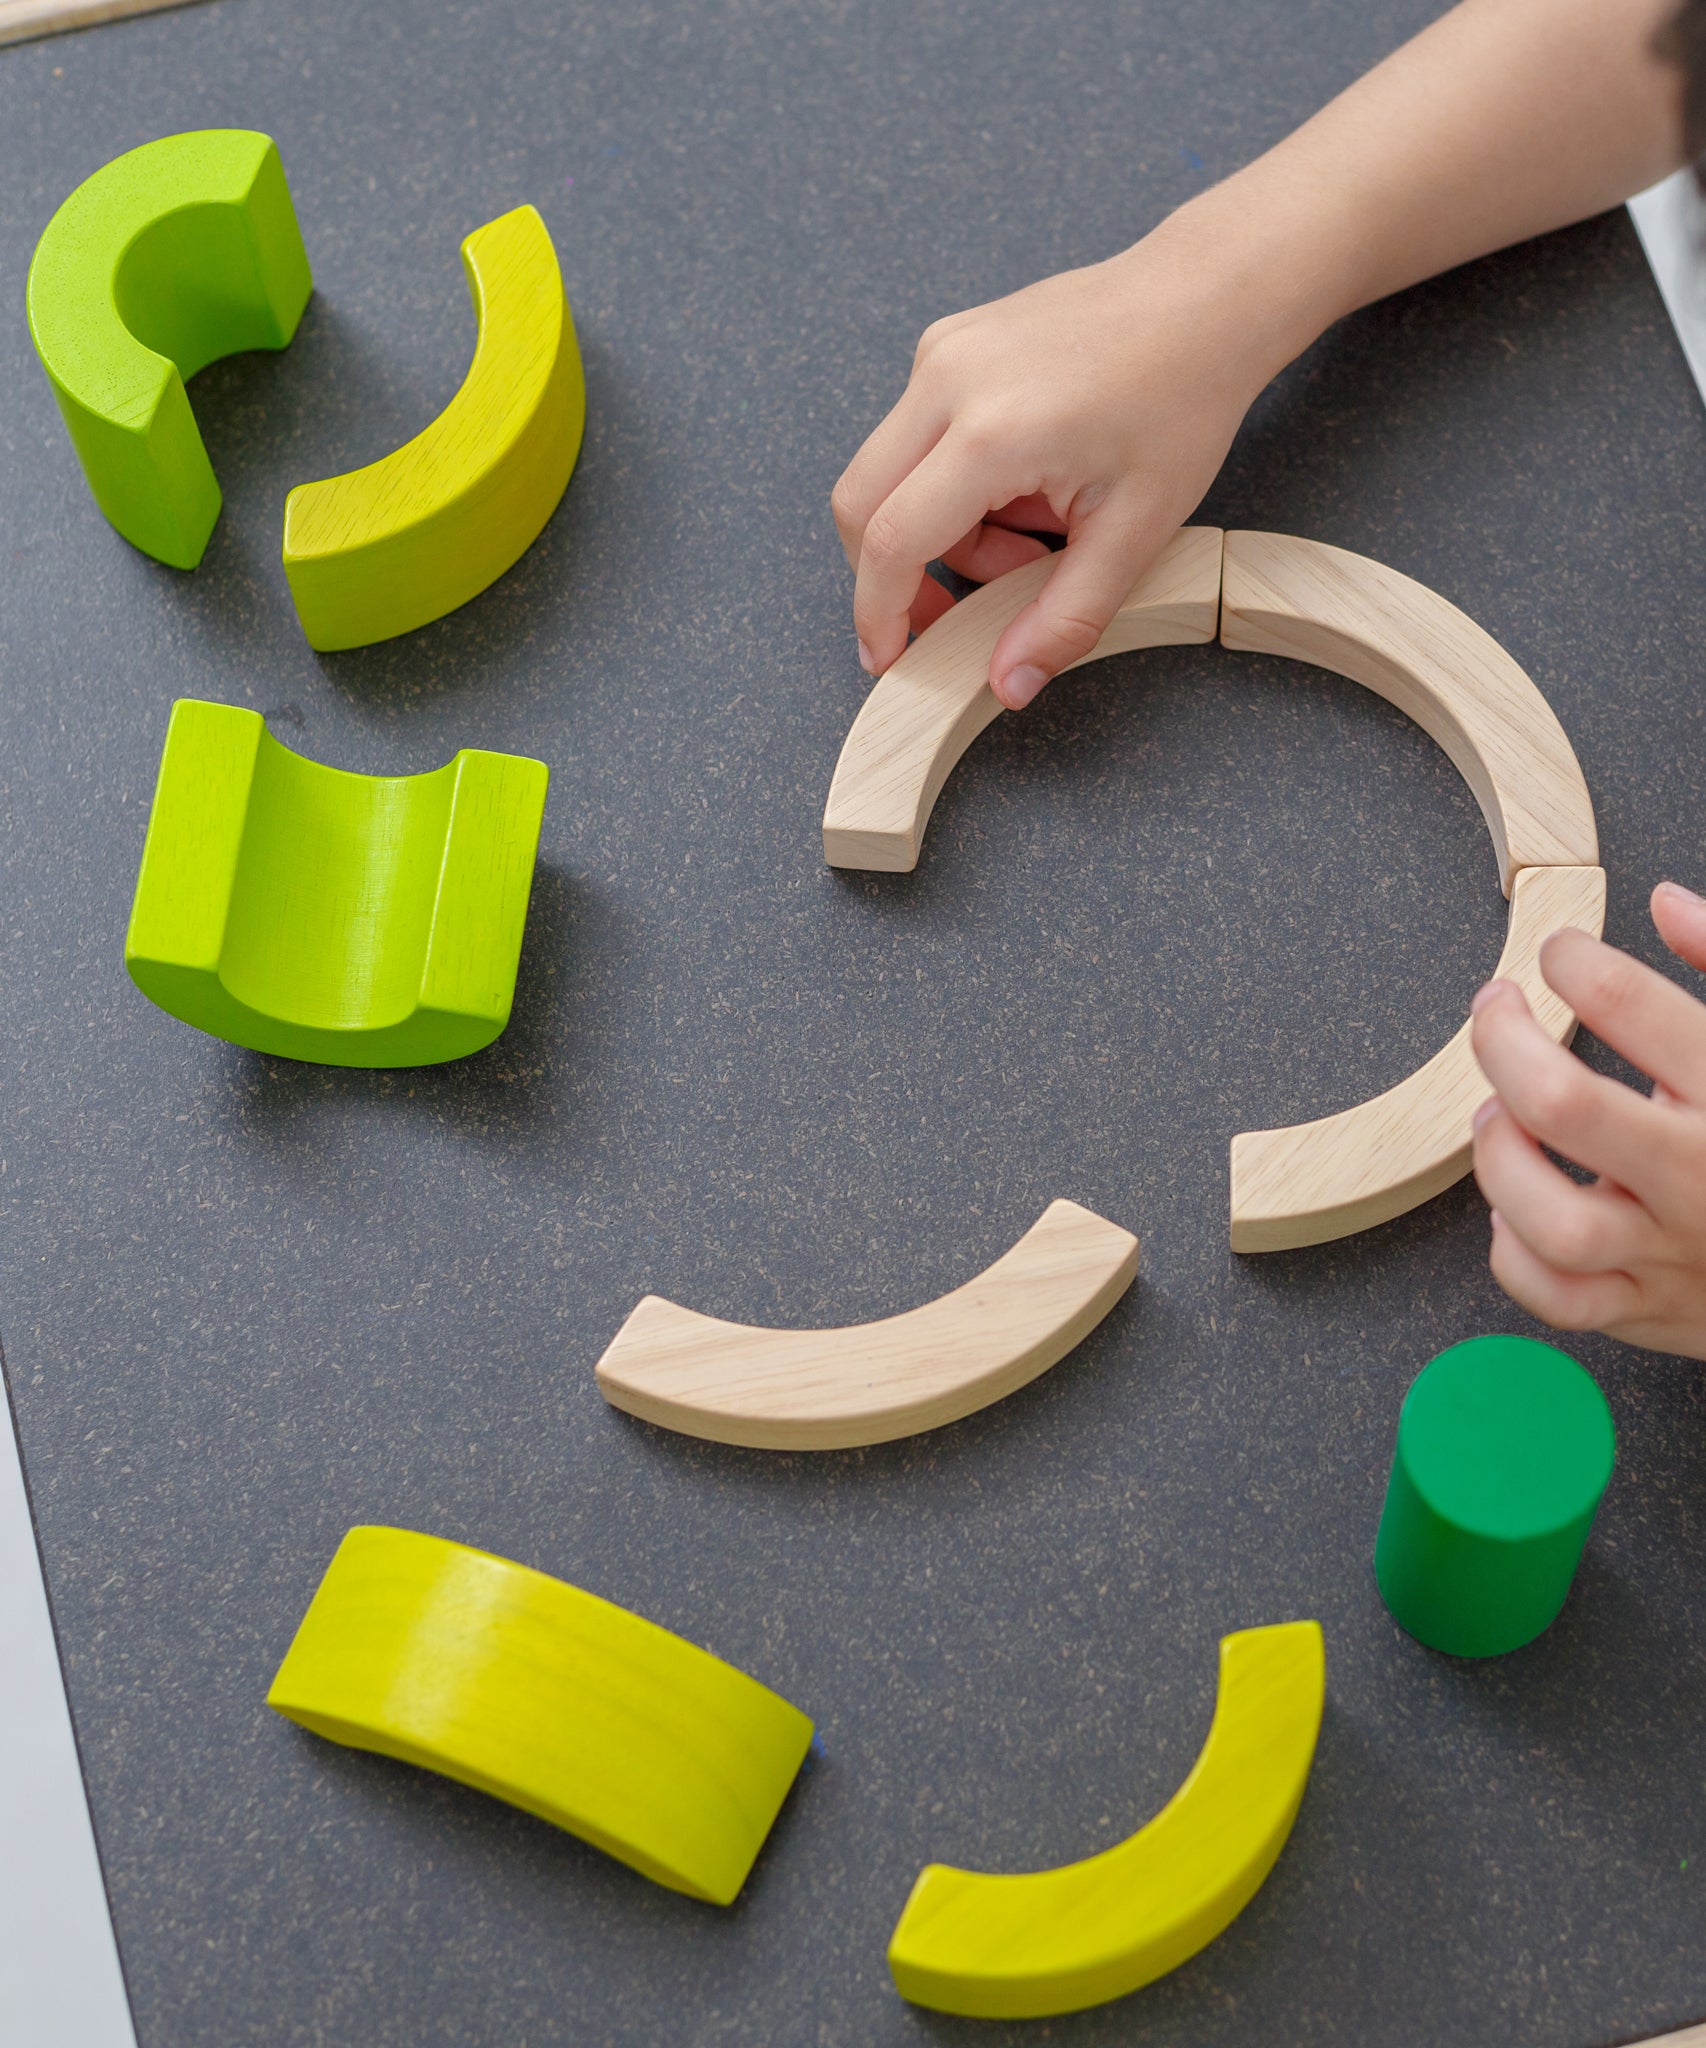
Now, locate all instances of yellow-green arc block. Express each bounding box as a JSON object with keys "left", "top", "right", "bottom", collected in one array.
[
  {"left": 887, "top": 1620, "right": 1325, "bottom": 2018},
  {"left": 27, "top": 129, "right": 312, "bottom": 569},
  {"left": 268, "top": 1527, "right": 815, "bottom": 1904},
  {"left": 125, "top": 699, "right": 548, "bottom": 1068},
  {"left": 282, "top": 202, "right": 585, "bottom": 653}
]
